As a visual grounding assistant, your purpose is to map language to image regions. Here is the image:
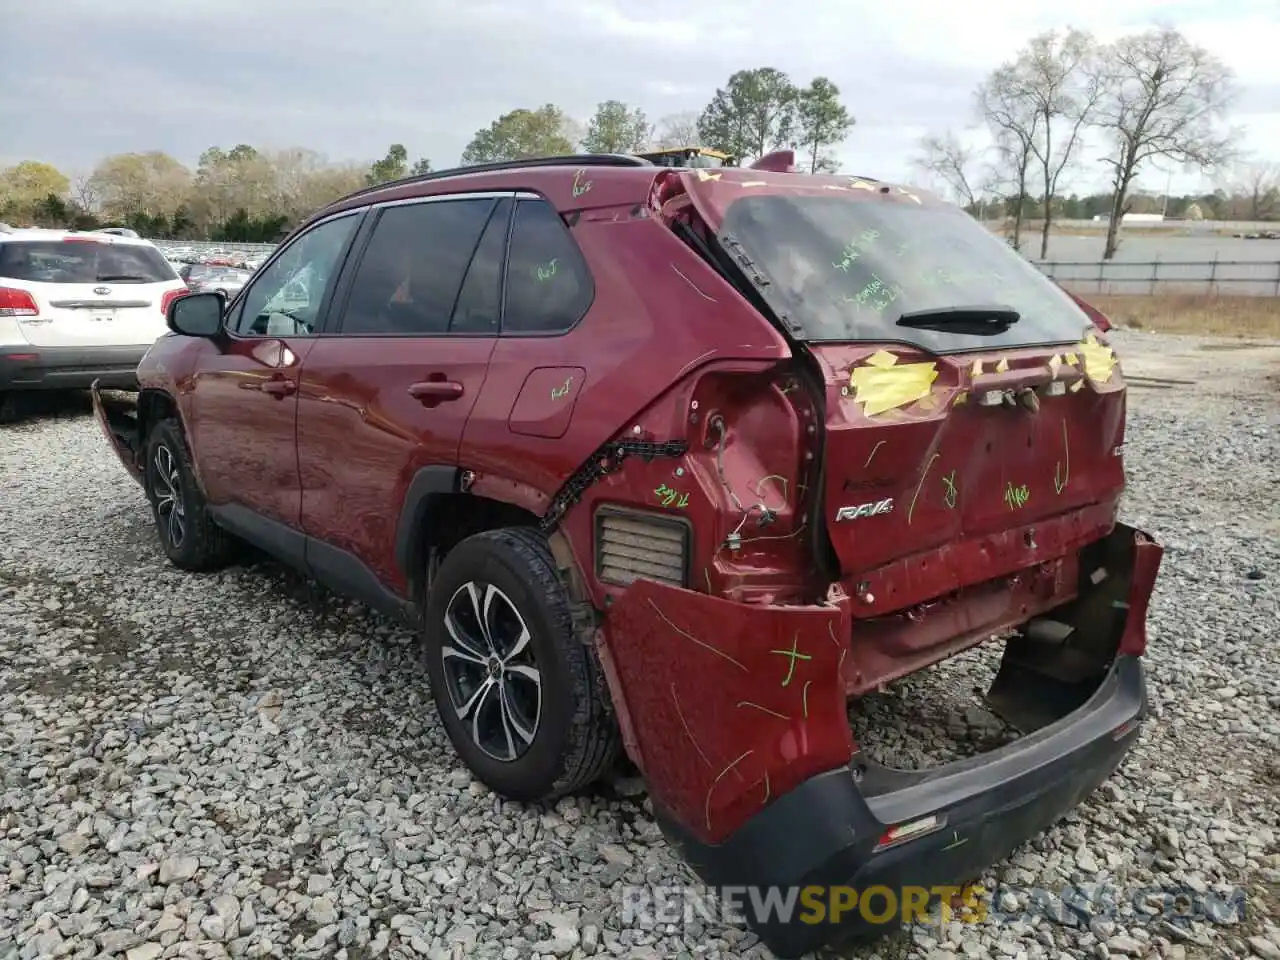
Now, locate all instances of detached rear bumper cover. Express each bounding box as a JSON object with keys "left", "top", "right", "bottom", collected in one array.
[
  {"left": 90, "top": 381, "right": 145, "bottom": 485},
  {"left": 657, "top": 654, "right": 1146, "bottom": 957},
  {"left": 0, "top": 344, "right": 148, "bottom": 390},
  {"left": 600, "top": 524, "right": 1162, "bottom": 958}
]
